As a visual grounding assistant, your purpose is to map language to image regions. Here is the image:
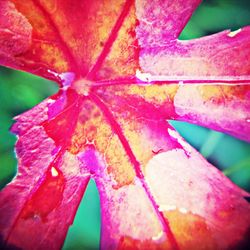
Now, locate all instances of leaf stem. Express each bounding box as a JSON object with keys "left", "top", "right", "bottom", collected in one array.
[
  {"left": 200, "top": 130, "right": 224, "bottom": 158},
  {"left": 223, "top": 157, "right": 250, "bottom": 176}
]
